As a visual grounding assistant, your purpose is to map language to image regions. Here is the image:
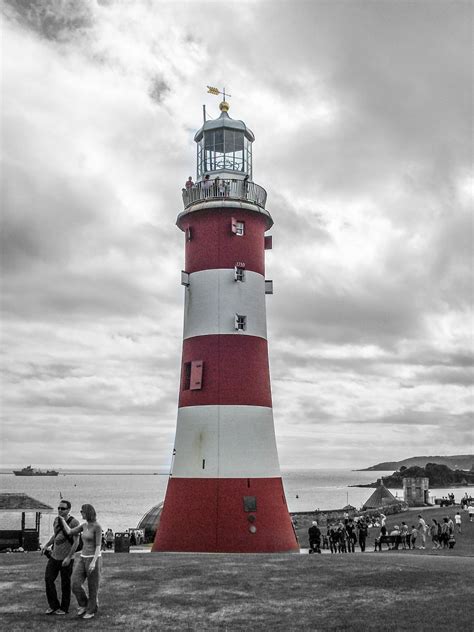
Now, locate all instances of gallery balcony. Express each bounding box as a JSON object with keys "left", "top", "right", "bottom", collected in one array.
[{"left": 182, "top": 178, "right": 267, "bottom": 211}]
